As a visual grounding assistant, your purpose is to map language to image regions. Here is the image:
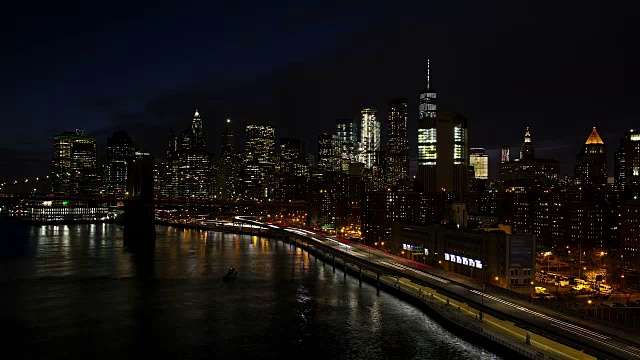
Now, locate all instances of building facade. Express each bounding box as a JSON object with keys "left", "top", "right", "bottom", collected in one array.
[
  {"left": 386, "top": 98, "right": 409, "bottom": 188},
  {"left": 575, "top": 127, "right": 607, "bottom": 185},
  {"left": 52, "top": 130, "right": 99, "bottom": 196}
]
